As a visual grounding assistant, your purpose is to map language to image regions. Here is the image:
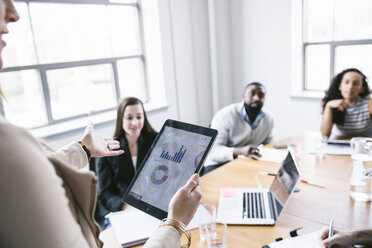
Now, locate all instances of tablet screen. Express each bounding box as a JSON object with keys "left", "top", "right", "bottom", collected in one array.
[{"left": 123, "top": 119, "right": 217, "bottom": 219}]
